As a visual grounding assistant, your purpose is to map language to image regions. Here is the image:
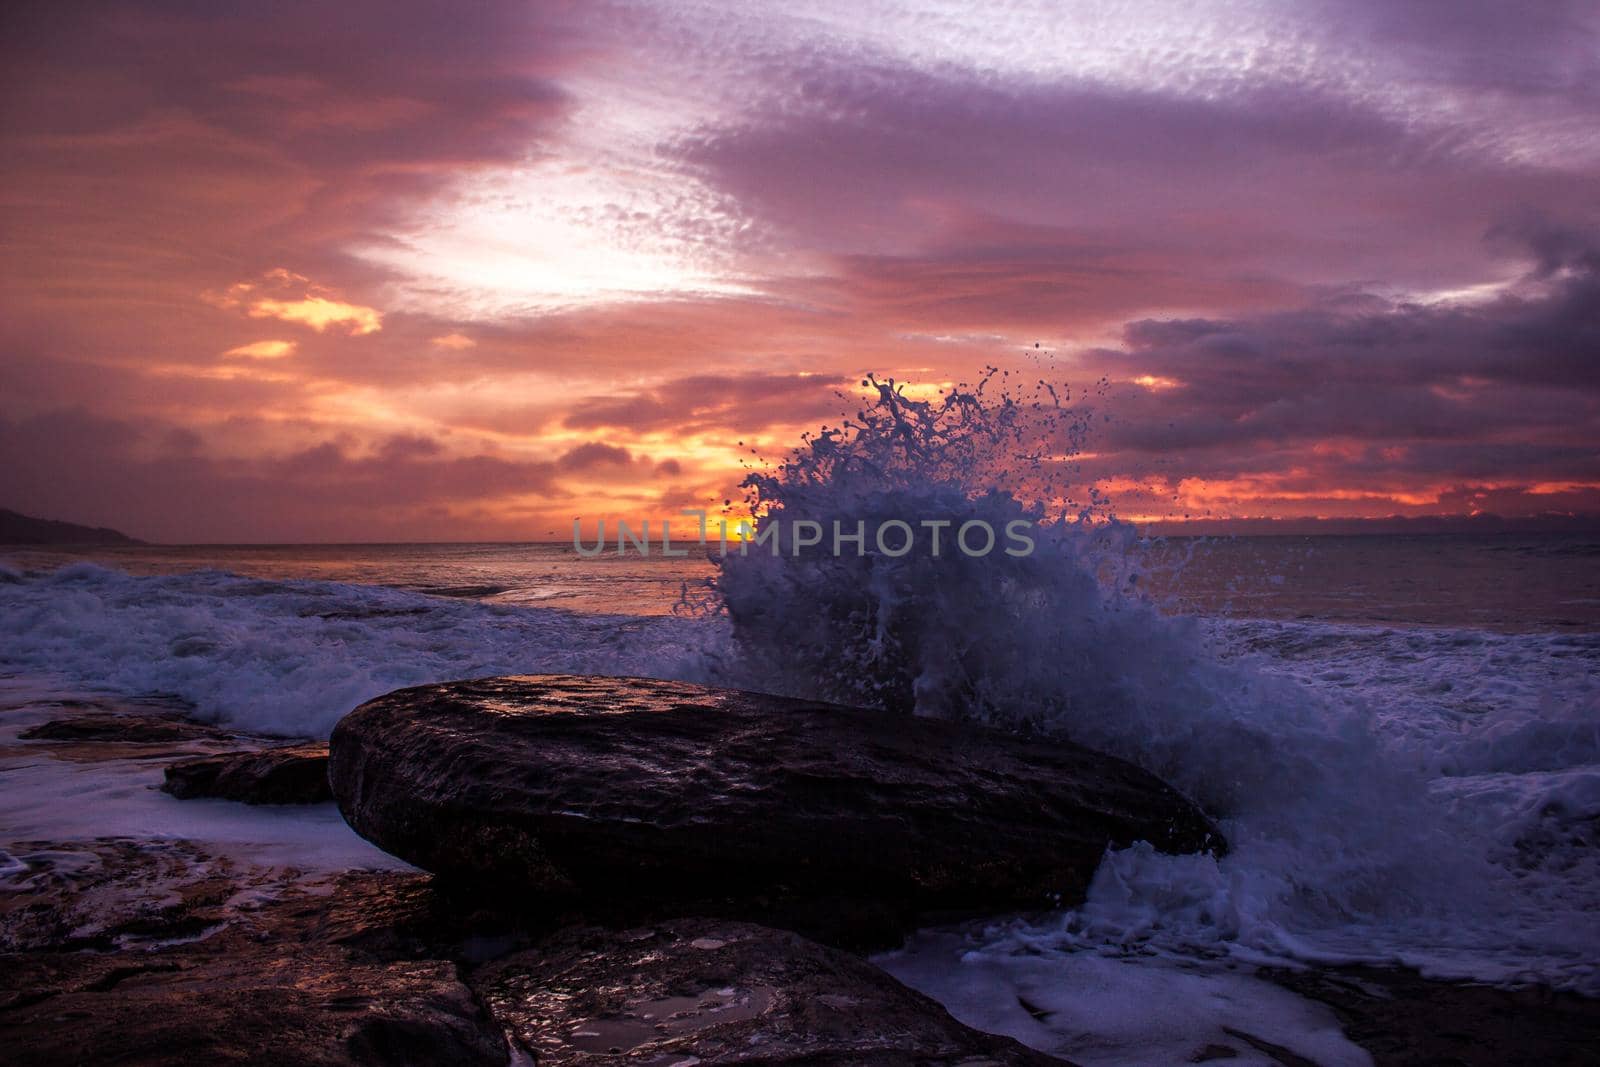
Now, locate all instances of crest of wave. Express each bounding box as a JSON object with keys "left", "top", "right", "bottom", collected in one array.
[
  {"left": 704, "top": 370, "right": 1520, "bottom": 970},
  {"left": 711, "top": 371, "right": 1366, "bottom": 814}
]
